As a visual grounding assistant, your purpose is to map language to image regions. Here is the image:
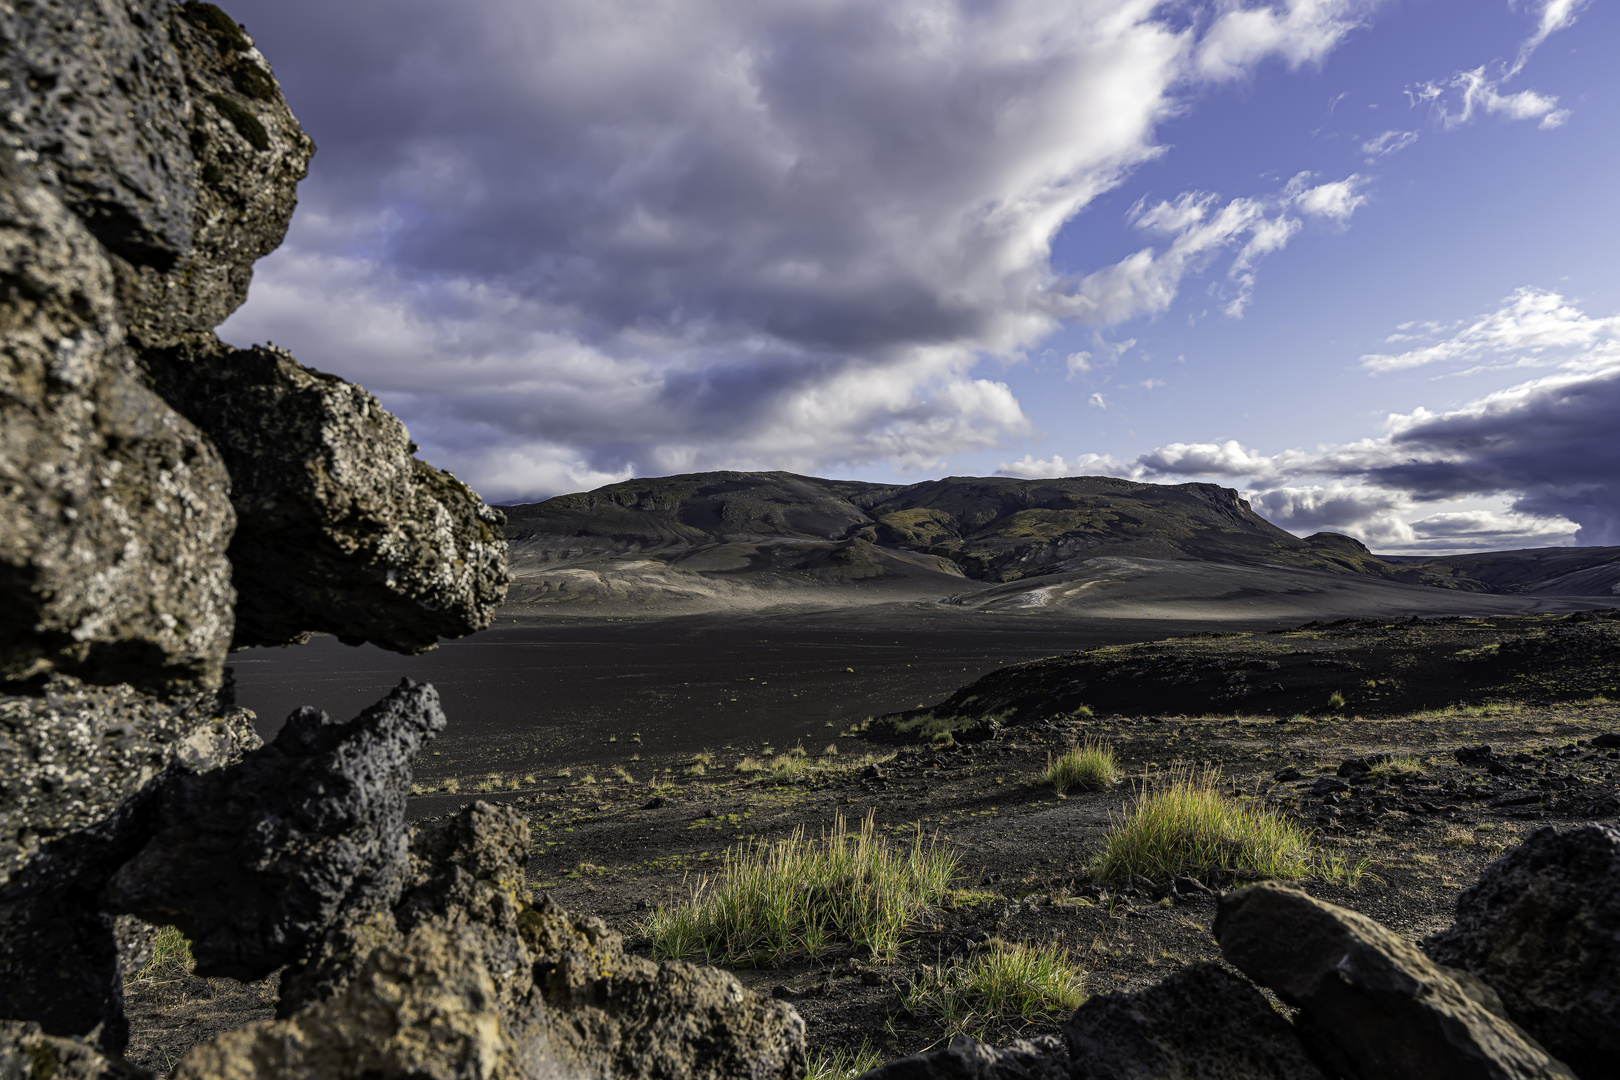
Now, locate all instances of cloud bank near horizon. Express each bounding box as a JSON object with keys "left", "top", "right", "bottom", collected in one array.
[{"left": 1002, "top": 288, "right": 1620, "bottom": 551}]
